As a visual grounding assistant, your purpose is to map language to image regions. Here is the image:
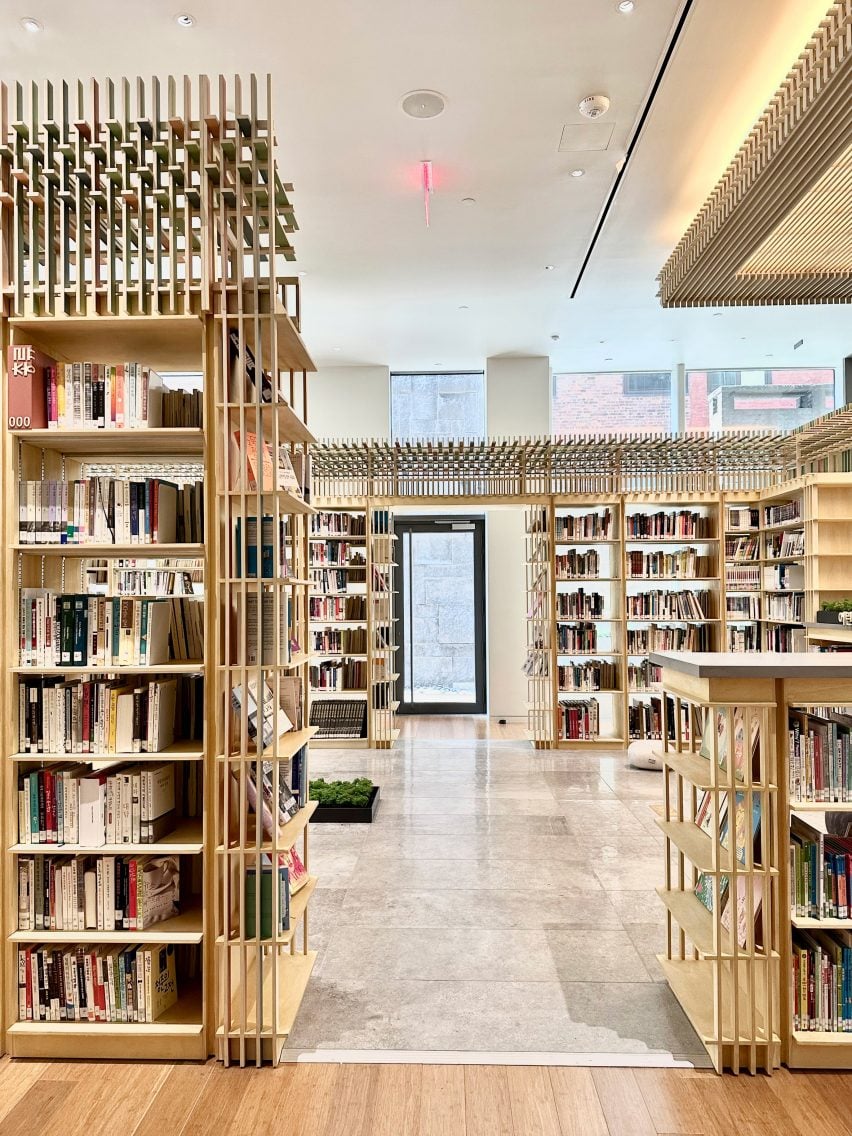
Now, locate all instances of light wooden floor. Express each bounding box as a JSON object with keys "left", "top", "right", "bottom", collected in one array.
[
  {"left": 398, "top": 714, "right": 529, "bottom": 740},
  {"left": 1, "top": 1058, "right": 851, "bottom": 1135}
]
